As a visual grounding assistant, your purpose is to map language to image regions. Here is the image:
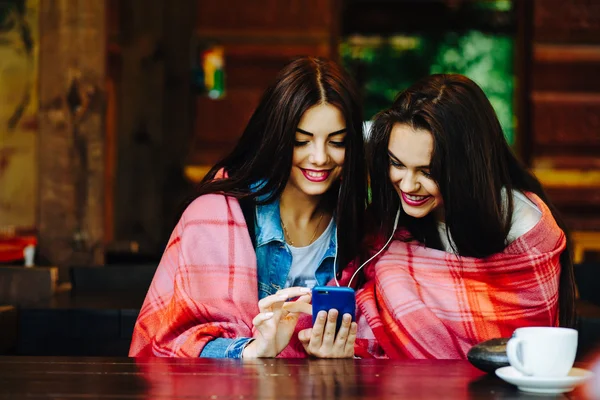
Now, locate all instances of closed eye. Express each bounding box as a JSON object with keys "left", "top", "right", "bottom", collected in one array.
[
  {"left": 388, "top": 150, "right": 404, "bottom": 168},
  {"left": 389, "top": 158, "right": 404, "bottom": 168}
]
